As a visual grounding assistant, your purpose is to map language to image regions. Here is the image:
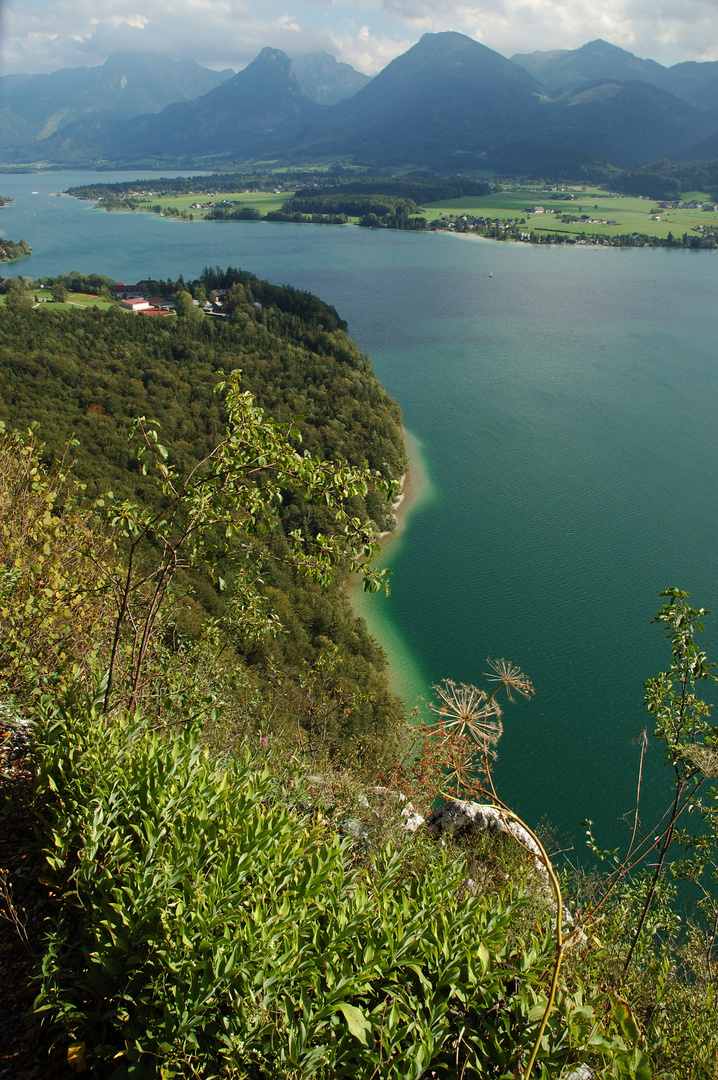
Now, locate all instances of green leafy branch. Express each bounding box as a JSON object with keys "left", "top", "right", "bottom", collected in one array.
[{"left": 103, "top": 371, "right": 394, "bottom": 714}]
